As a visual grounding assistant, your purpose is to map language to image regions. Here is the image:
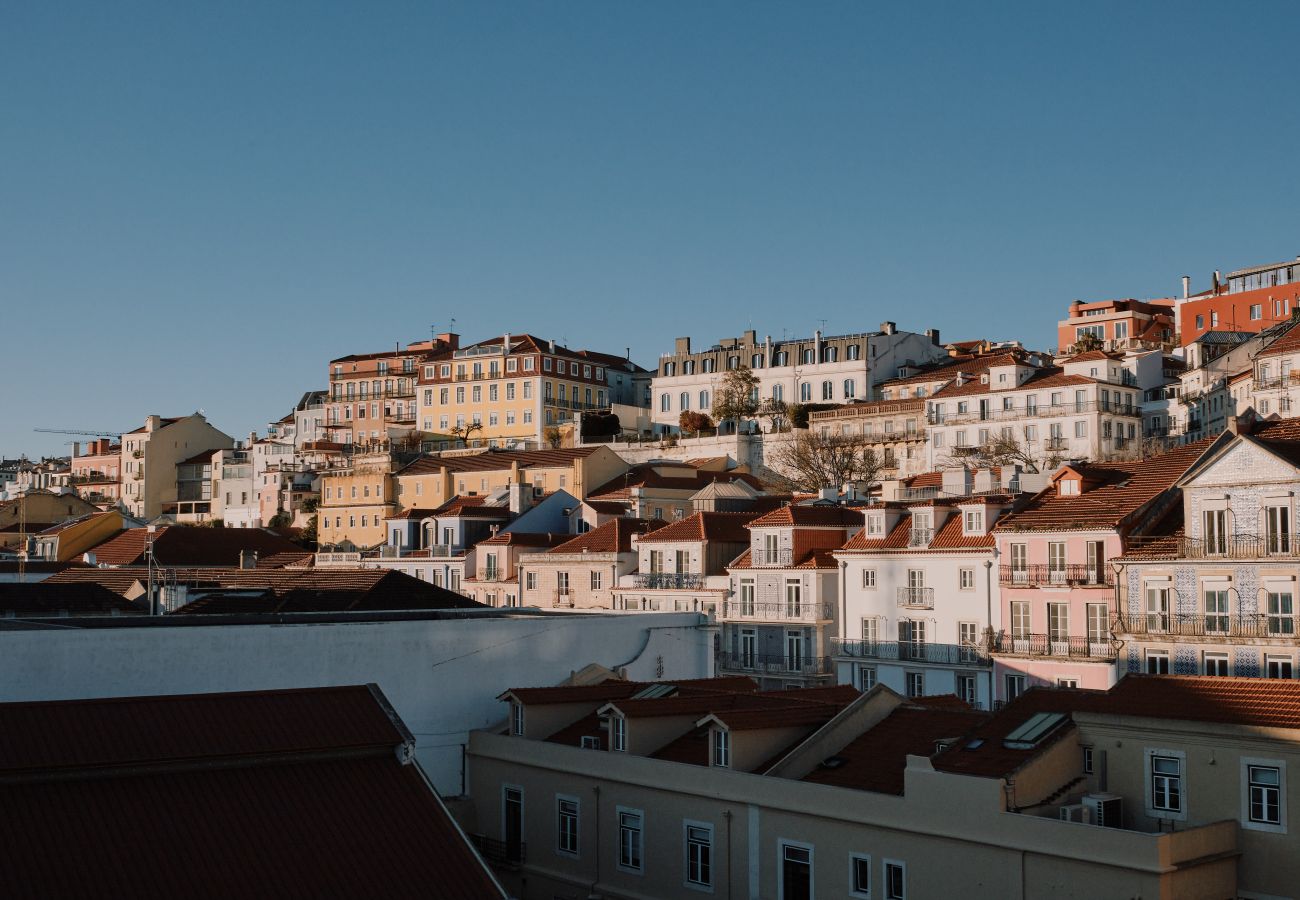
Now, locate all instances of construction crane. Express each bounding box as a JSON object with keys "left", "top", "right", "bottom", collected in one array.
[{"left": 34, "top": 428, "right": 121, "bottom": 438}]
